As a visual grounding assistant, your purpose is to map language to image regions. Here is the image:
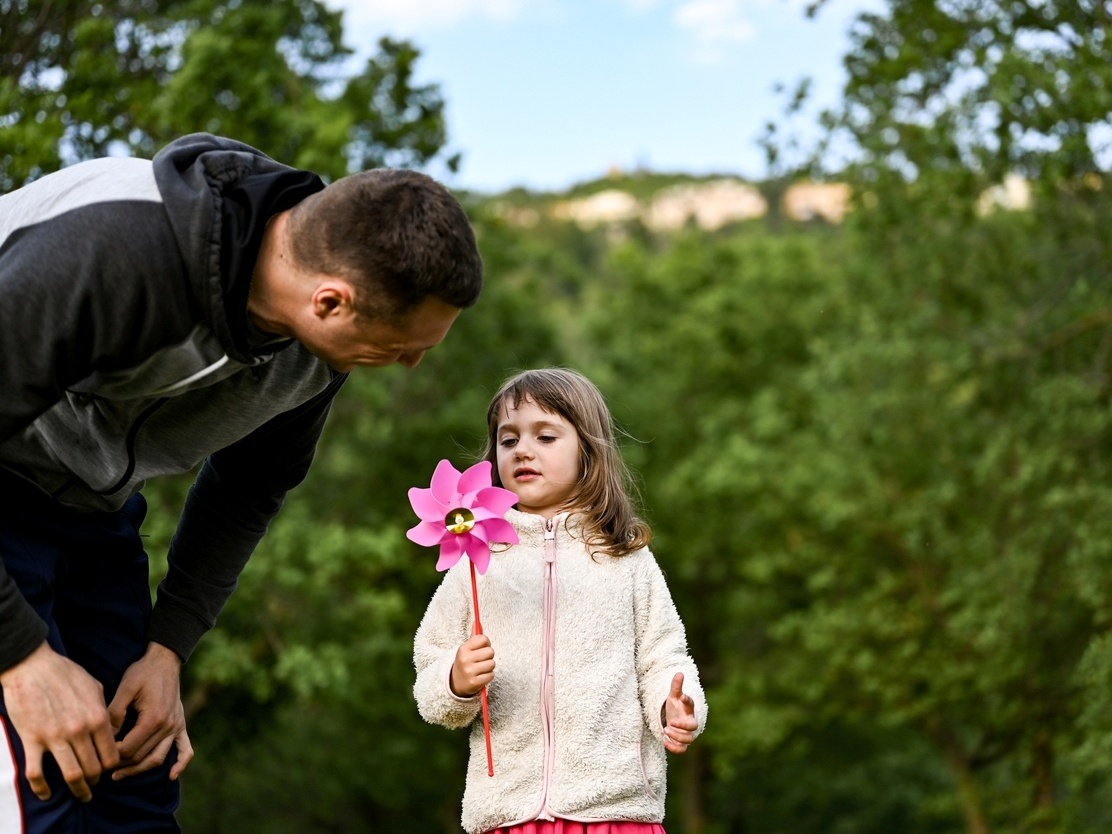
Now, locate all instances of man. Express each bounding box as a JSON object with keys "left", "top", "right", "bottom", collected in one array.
[{"left": 0, "top": 133, "right": 483, "bottom": 832}]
